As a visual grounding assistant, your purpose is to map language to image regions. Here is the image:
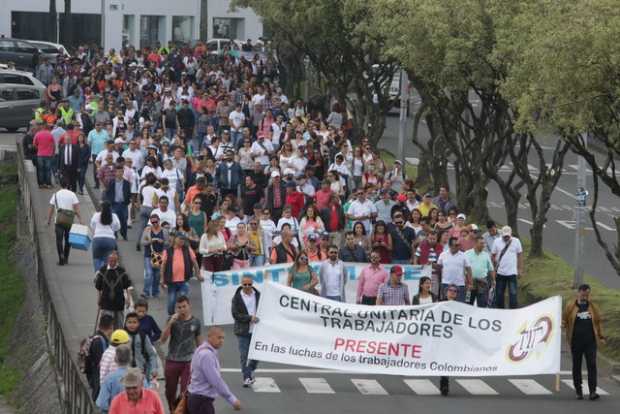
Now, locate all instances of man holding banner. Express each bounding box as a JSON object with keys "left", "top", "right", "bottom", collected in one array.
[
  {"left": 440, "top": 284, "right": 458, "bottom": 396},
  {"left": 232, "top": 276, "right": 261, "bottom": 387},
  {"left": 319, "top": 246, "right": 347, "bottom": 302}
]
